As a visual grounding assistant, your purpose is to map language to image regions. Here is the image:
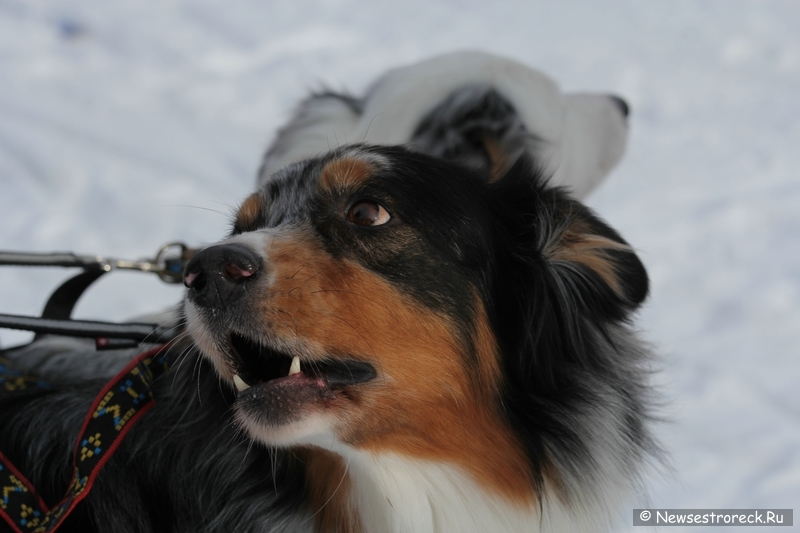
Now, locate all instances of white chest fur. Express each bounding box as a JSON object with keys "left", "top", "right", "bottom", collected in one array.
[
  {"left": 341, "top": 452, "right": 537, "bottom": 533},
  {"left": 334, "top": 449, "right": 629, "bottom": 533}
]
